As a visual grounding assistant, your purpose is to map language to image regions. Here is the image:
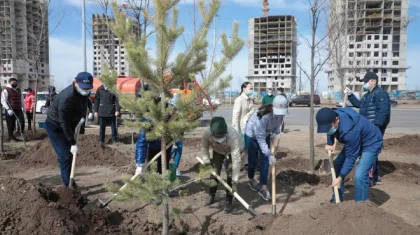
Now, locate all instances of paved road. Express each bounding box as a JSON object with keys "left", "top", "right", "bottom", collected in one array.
[{"left": 202, "top": 105, "right": 420, "bottom": 134}]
